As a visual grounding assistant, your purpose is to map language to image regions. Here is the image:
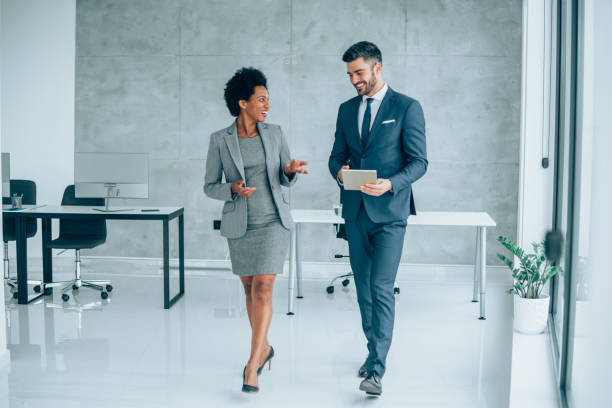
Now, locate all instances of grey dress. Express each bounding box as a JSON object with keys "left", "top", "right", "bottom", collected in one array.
[{"left": 226, "top": 136, "right": 290, "bottom": 276}]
